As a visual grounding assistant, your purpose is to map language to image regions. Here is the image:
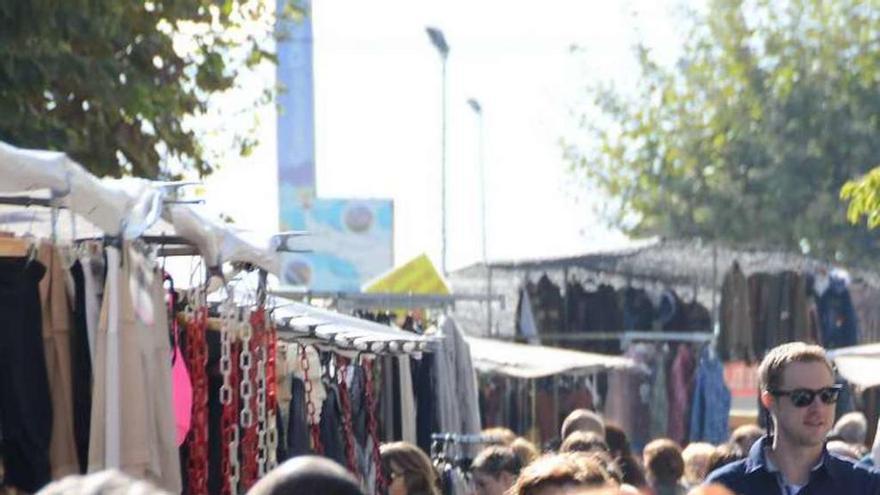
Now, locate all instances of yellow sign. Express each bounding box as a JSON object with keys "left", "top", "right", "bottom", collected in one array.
[{"left": 363, "top": 253, "right": 450, "bottom": 295}]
